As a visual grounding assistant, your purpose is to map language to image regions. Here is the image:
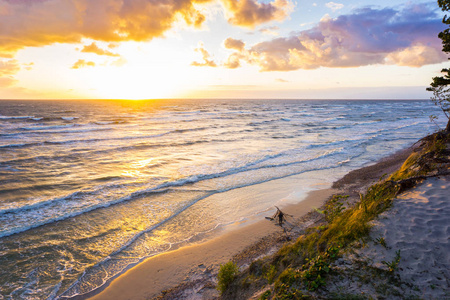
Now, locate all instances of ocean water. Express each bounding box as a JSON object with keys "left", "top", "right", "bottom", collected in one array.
[{"left": 0, "top": 99, "right": 443, "bottom": 299}]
